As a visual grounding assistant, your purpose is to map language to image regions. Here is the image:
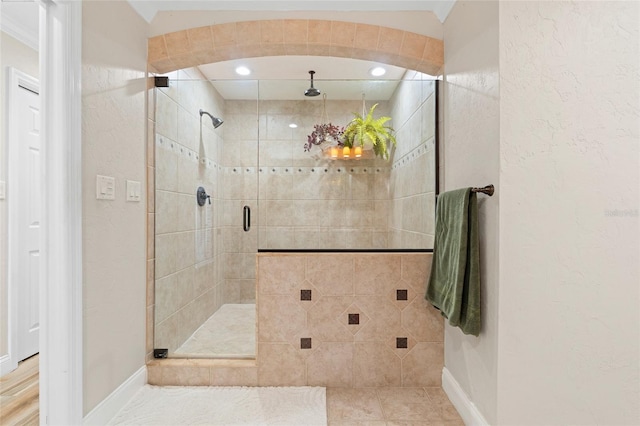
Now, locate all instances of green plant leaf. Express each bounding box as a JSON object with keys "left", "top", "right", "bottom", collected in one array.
[{"left": 343, "top": 103, "right": 396, "bottom": 159}]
